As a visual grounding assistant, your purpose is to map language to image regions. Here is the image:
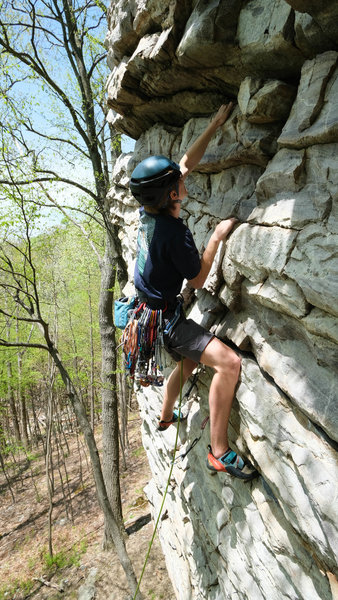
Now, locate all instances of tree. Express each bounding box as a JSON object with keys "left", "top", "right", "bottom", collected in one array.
[
  {"left": 0, "top": 195, "right": 142, "bottom": 598},
  {"left": 1, "top": 0, "right": 126, "bottom": 522},
  {"left": 0, "top": 1, "right": 141, "bottom": 596}
]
